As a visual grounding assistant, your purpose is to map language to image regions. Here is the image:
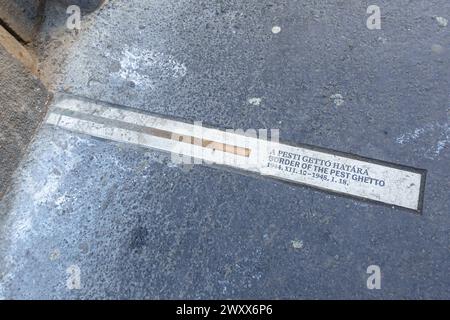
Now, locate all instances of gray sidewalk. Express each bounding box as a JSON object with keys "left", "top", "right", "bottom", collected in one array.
[{"left": 0, "top": 0, "right": 449, "bottom": 299}]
